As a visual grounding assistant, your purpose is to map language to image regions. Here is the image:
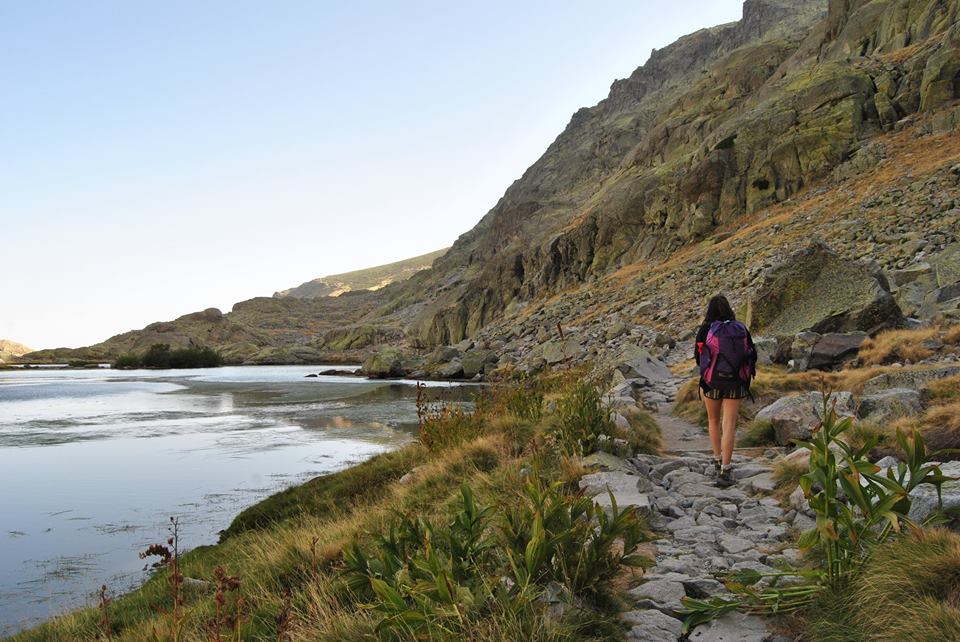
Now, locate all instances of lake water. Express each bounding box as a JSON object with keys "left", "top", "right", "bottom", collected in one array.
[{"left": 0, "top": 365, "right": 467, "bottom": 636}]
